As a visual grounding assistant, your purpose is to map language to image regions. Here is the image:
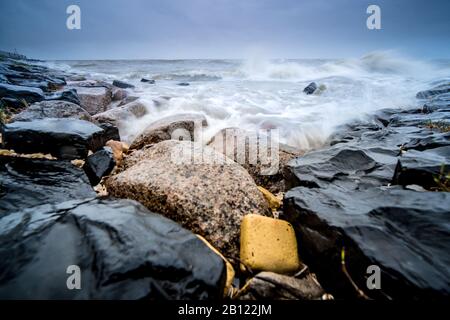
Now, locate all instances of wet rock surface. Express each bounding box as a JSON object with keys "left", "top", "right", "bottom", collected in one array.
[
  {"left": 70, "top": 86, "right": 112, "bottom": 115},
  {"left": 303, "top": 82, "right": 317, "bottom": 95},
  {"left": 208, "top": 127, "right": 301, "bottom": 193},
  {"left": 0, "top": 198, "right": 226, "bottom": 299},
  {"left": 106, "top": 140, "right": 269, "bottom": 261},
  {"left": 12, "top": 100, "right": 92, "bottom": 122},
  {"left": 0, "top": 83, "right": 45, "bottom": 104},
  {"left": 113, "top": 80, "right": 135, "bottom": 89},
  {"left": 282, "top": 84, "right": 450, "bottom": 299},
  {"left": 92, "top": 100, "right": 148, "bottom": 126},
  {"left": 1, "top": 118, "right": 112, "bottom": 159},
  {"left": 130, "top": 113, "right": 208, "bottom": 149},
  {"left": 237, "top": 272, "right": 325, "bottom": 300},
  {"left": 0, "top": 156, "right": 95, "bottom": 215},
  {"left": 83, "top": 147, "right": 116, "bottom": 185}
]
